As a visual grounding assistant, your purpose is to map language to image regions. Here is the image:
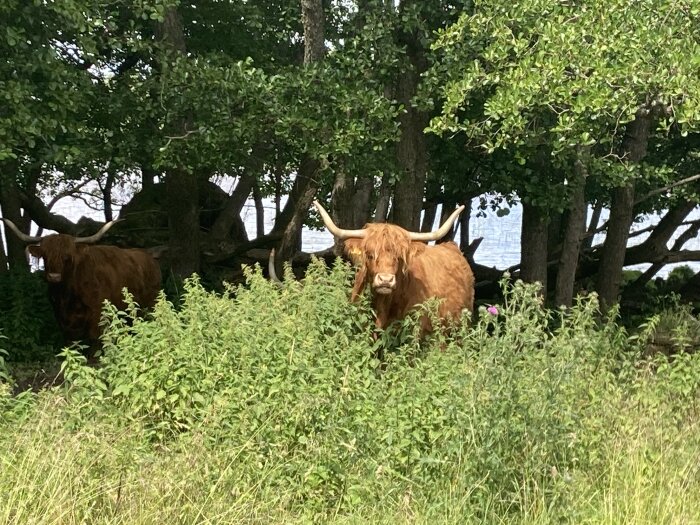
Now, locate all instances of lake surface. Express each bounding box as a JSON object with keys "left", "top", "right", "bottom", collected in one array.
[
  {"left": 239, "top": 199, "right": 700, "bottom": 278},
  {"left": 22, "top": 192, "right": 700, "bottom": 278}
]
